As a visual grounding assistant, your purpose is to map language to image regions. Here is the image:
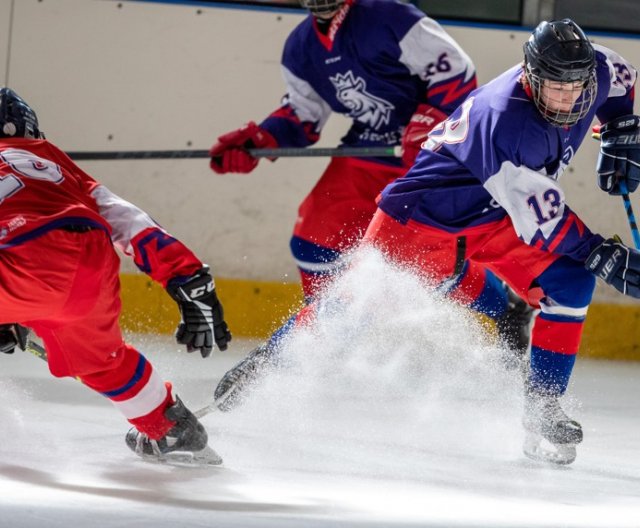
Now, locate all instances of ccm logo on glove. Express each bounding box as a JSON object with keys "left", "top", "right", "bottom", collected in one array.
[
  {"left": 189, "top": 282, "right": 214, "bottom": 299},
  {"left": 166, "top": 266, "right": 232, "bottom": 356}
]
